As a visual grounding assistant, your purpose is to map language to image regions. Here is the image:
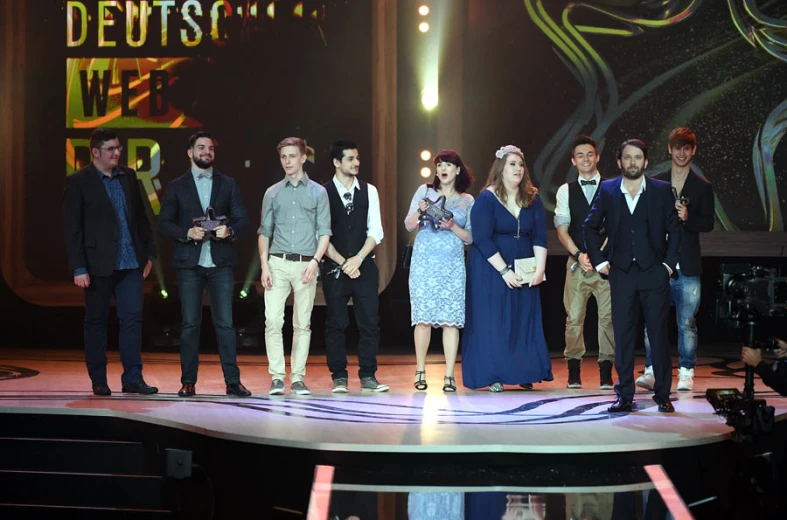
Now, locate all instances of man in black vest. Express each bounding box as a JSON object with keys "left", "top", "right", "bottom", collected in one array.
[
  {"left": 638, "top": 128, "right": 715, "bottom": 393},
  {"left": 554, "top": 135, "right": 615, "bottom": 389},
  {"left": 63, "top": 128, "right": 158, "bottom": 396},
  {"left": 584, "top": 139, "right": 681, "bottom": 413},
  {"left": 322, "top": 140, "right": 388, "bottom": 393},
  {"left": 157, "top": 132, "right": 251, "bottom": 398}
]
